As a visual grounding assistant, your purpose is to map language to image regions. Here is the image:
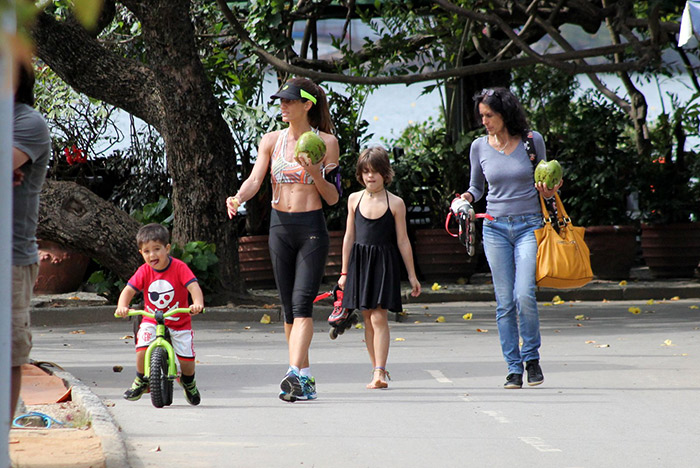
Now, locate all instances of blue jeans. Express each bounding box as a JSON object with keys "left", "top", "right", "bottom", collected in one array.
[{"left": 482, "top": 213, "right": 542, "bottom": 375}]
